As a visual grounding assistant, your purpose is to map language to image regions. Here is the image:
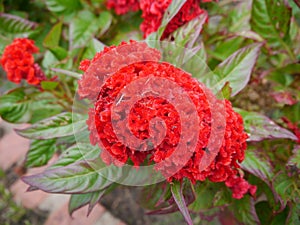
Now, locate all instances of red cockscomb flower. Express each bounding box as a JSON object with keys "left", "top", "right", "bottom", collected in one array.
[
  {"left": 106, "top": 0, "right": 140, "bottom": 15},
  {"left": 140, "top": 0, "right": 206, "bottom": 38},
  {"left": 79, "top": 41, "right": 255, "bottom": 199},
  {"left": 0, "top": 38, "right": 46, "bottom": 85}
]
